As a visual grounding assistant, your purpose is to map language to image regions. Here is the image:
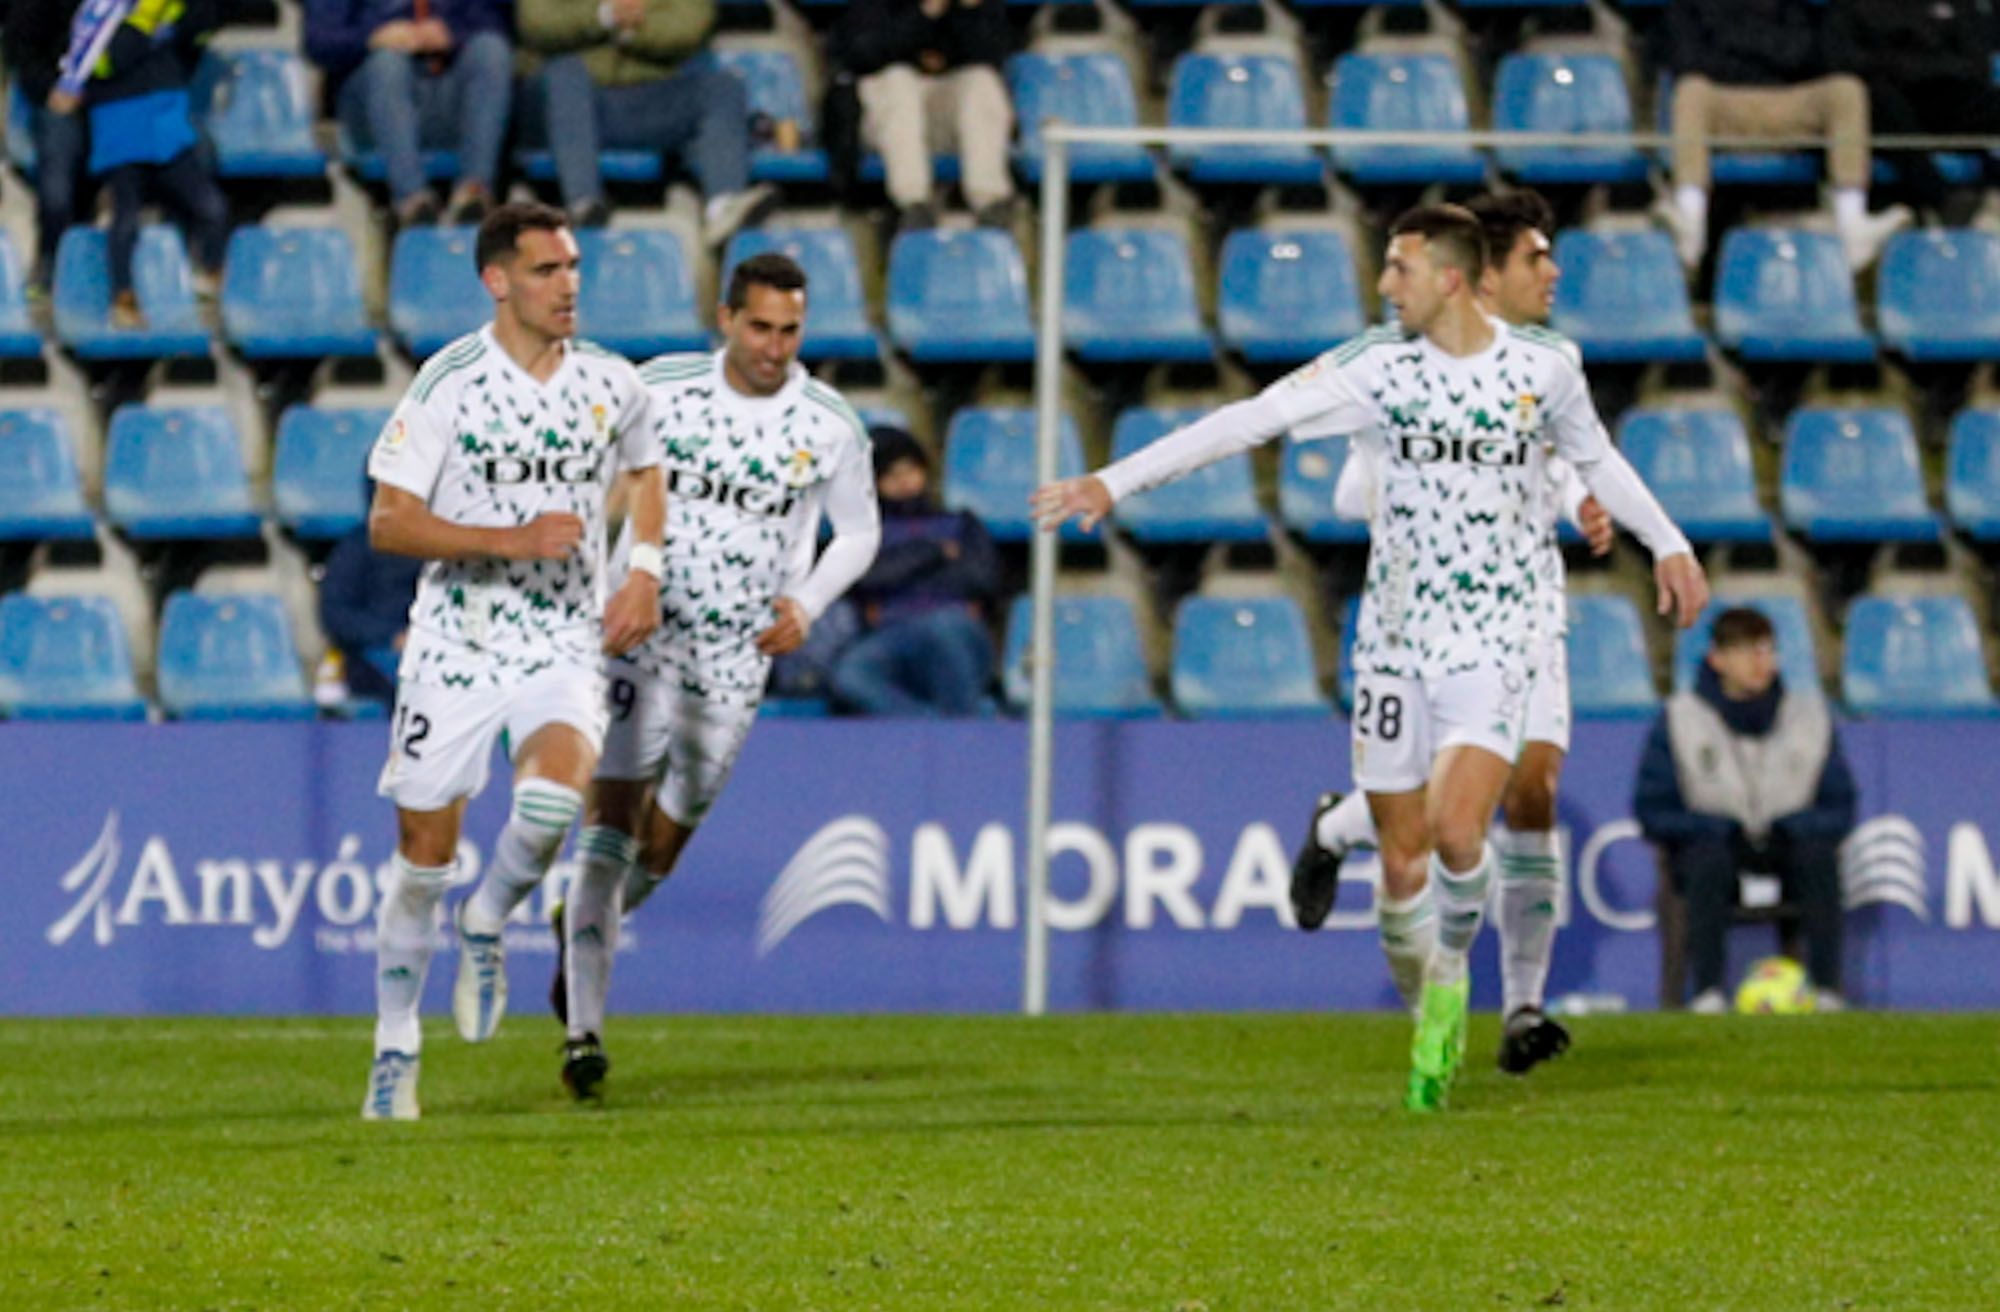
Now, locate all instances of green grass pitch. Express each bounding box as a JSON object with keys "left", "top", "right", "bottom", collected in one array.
[{"left": 4, "top": 1013, "right": 1998, "bottom": 1309}]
